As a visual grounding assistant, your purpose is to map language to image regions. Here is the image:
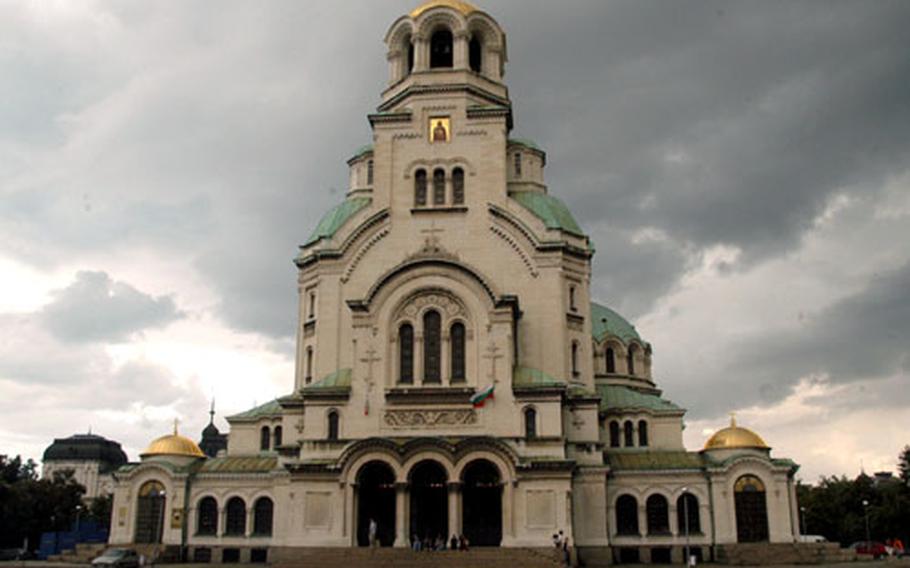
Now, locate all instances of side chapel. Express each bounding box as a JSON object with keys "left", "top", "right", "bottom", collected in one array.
[{"left": 109, "top": 1, "right": 803, "bottom": 564}]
